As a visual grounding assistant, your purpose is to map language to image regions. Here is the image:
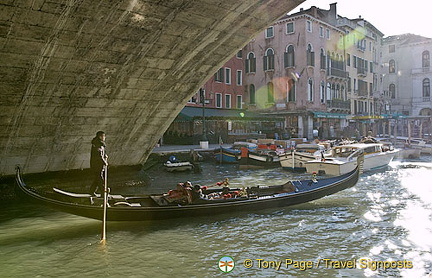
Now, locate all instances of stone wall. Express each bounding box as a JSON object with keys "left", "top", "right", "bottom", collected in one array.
[{"left": 0, "top": 0, "right": 304, "bottom": 175}]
